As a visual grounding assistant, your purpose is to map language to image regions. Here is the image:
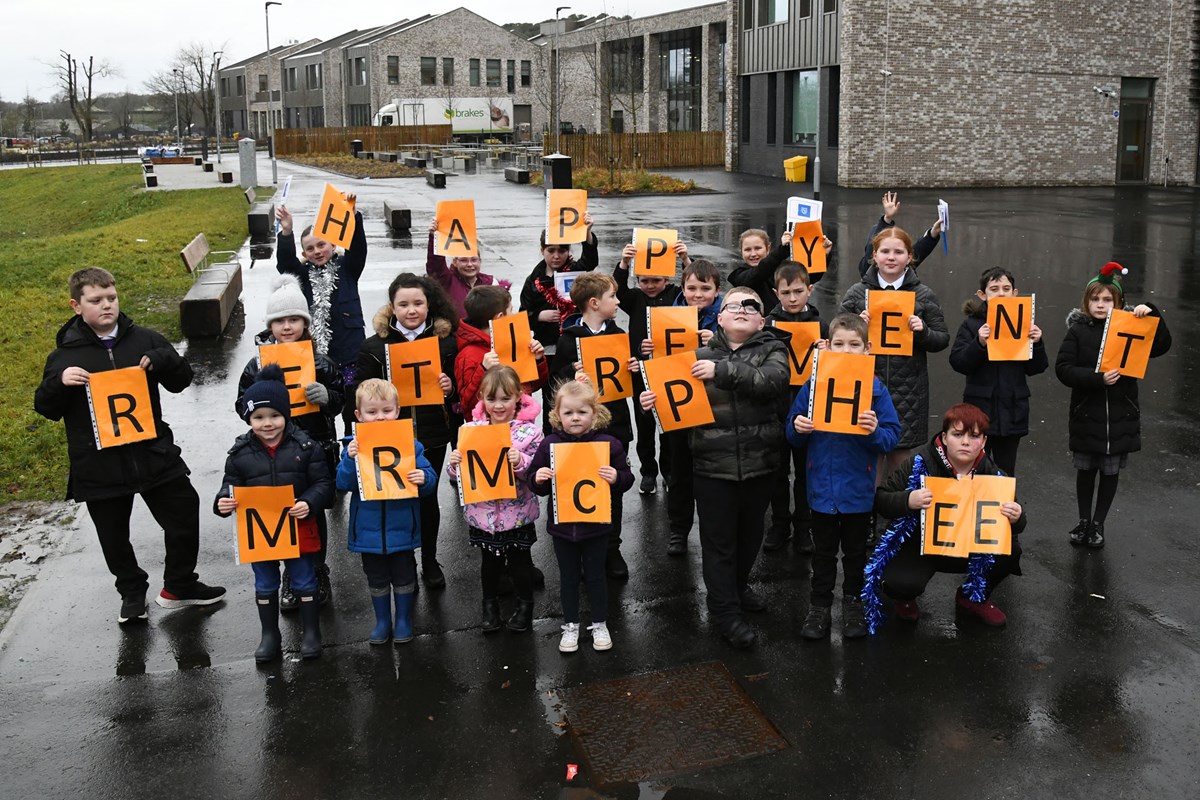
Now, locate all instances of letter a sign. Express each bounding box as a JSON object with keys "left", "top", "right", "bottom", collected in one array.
[
  {"left": 435, "top": 199, "right": 478, "bottom": 258},
  {"left": 311, "top": 183, "right": 356, "bottom": 249},
  {"left": 354, "top": 419, "right": 419, "bottom": 500},
  {"left": 457, "top": 423, "right": 517, "bottom": 505},
  {"left": 86, "top": 366, "right": 158, "bottom": 449},
  {"left": 235, "top": 485, "right": 299, "bottom": 564},
  {"left": 552, "top": 441, "right": 611, "bottom": 524}
]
